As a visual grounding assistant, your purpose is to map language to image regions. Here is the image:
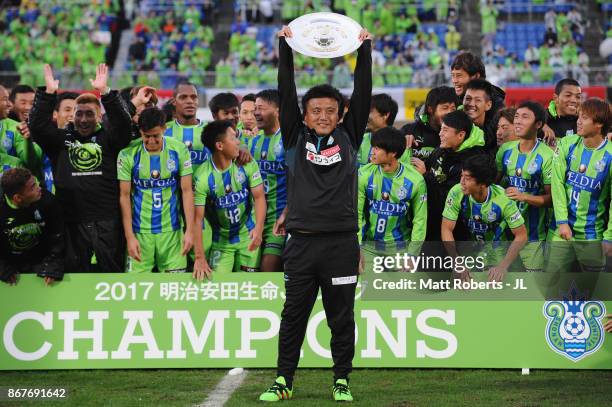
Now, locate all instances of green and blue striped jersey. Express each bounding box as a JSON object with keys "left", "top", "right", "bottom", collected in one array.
[
  {"left": 443, "top": 184, "right": 525, "bottom": 242},
  {"left": 358, "top": 163, "right": 427, "bottom": 252},
  {"left": 0, "top": 118, "right": 29, "bottom": 165},
  {"left": 117, "top": 137, "right": 193, "bottom": 234},
  {"left": 243, "top": 129, "right": 286, "bottom": 226},
  {"left": 0, "top": 152, "right": 23, "bottom": 177},
  {"left": 164, "top": 120, "right": 209, "bottom": 171},
  {"left": 357, "top": 132, "right": 412, "bottom": 167},
  {"left": 194, "top": 159, "right": 263, "bottom": 245},
  {"left": 496, "top": 140, "right": 554, "bottom": 241},
  {"left": 551, "top": 135, "right": 612, "bottom": 241}
]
